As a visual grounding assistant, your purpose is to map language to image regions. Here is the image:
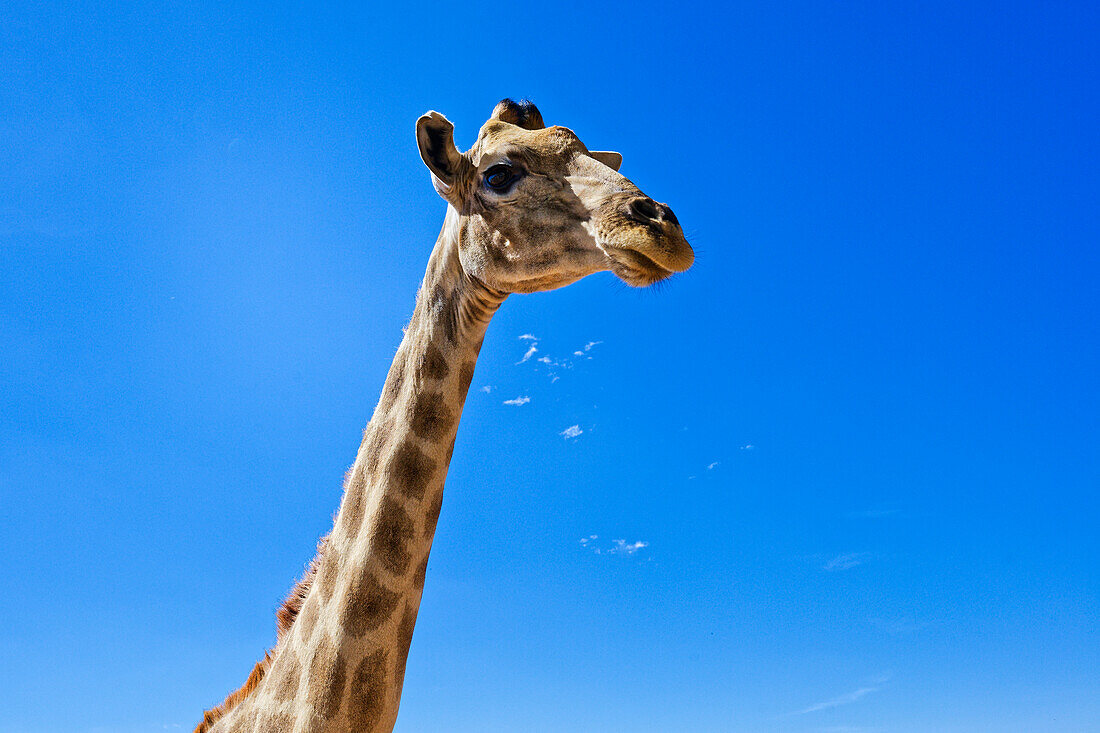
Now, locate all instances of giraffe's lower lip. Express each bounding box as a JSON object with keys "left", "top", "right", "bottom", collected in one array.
[{"left": 608, "top": 248, "right": 674, "bottom": 287}]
